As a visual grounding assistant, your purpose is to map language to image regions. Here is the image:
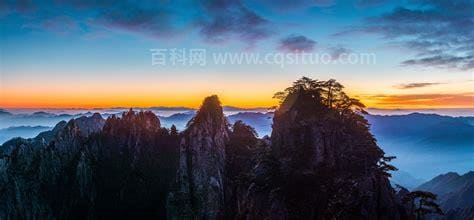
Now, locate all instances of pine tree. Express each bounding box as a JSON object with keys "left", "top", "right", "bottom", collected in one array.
[
  {"left": 170, "top": 124, "right": 178, "bottom": 136},
  {"left": 403, "top": 190, "right": 444, "bottom": 219}
]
